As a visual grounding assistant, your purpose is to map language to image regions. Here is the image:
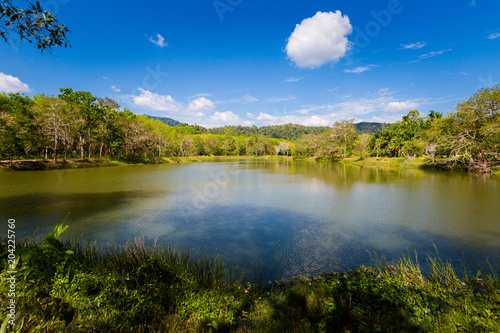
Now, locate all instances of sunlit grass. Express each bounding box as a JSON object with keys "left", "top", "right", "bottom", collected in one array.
[{"left": 1, "top": 236, "right": 498, "bottom": 332}]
